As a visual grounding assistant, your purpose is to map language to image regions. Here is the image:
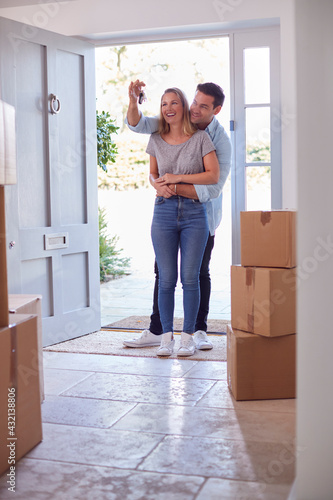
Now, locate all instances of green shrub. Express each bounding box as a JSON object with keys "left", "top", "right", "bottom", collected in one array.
[
  {"left": 99, "top": 207, "right": 131, "bottom": 281},
  {"left": 97, "top": 111, "right": 131, "bottom": 281},
  {"left": 96, "top": 110, "right": 119, "bottom": 172}
]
